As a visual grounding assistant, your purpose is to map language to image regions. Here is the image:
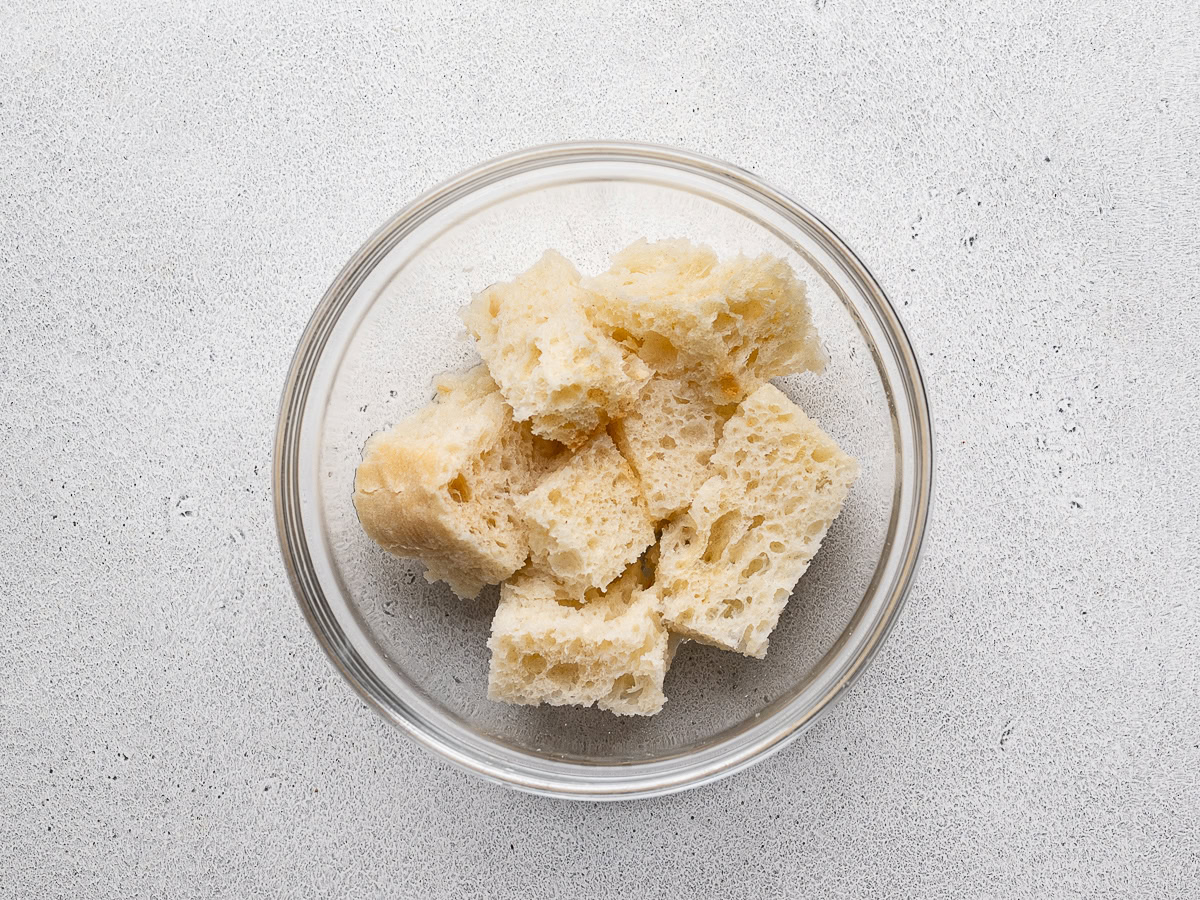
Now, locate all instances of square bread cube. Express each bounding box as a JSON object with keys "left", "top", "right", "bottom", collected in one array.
[
  {"left": 516, "top": 432, "right": 655, "bottom": 591},
  {"left": 610, "top": 375, "right": 735, "bottom": 520},
  {"left": 582, "top": 238, "right": 826, "bottom": 402},
  {"left": 657, "top": 383, "right": 858, "bottom": 657},
  {"left": 487, "top": 565, "right": 669, "bottom": 716},
  {"left": 462, "top": 250, "right": 651, "bottom": 448},
  {"left": 353, "top": 366, "right": 561, "bottom": 599}
]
